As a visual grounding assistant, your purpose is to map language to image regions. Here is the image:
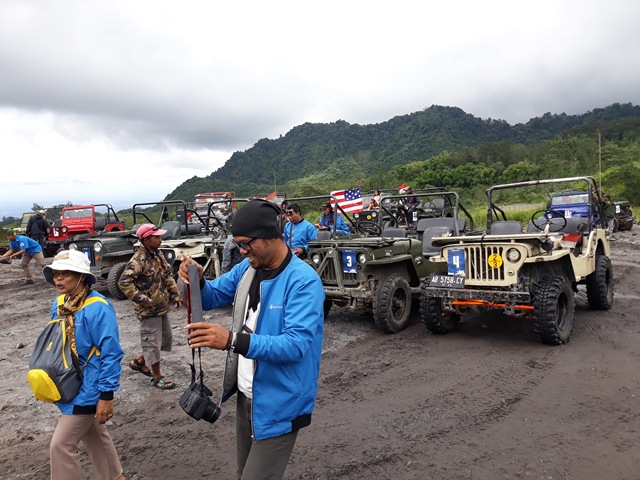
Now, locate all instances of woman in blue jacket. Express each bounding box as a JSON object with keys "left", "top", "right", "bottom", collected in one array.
[
  {"left": 42, "top": 250, "right": 125, "bottom": 480},
  {"left": 180, "top": 199, "right": 324, "bottom": 480}
]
